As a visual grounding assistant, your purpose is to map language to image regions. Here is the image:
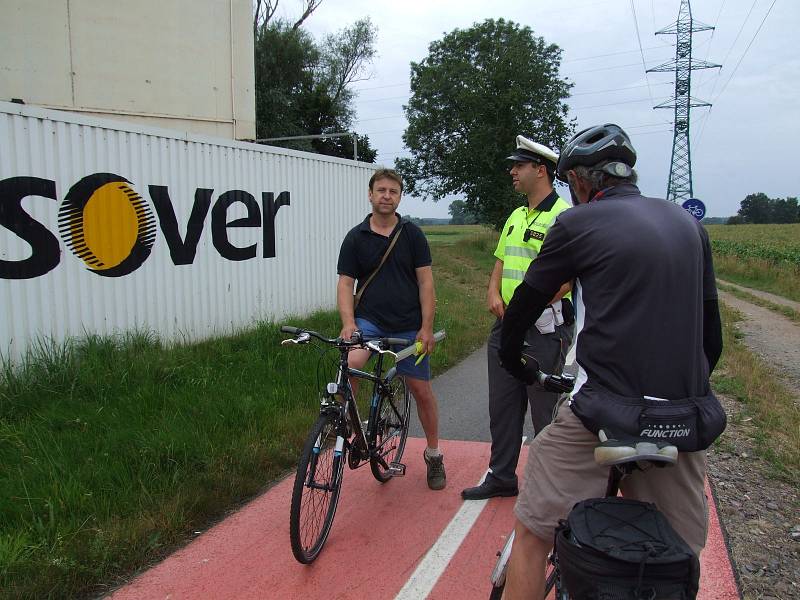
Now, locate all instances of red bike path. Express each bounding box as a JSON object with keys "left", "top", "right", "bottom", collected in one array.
[{"left": 109, "top": 438, "right": 740, "bottom": 599}]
